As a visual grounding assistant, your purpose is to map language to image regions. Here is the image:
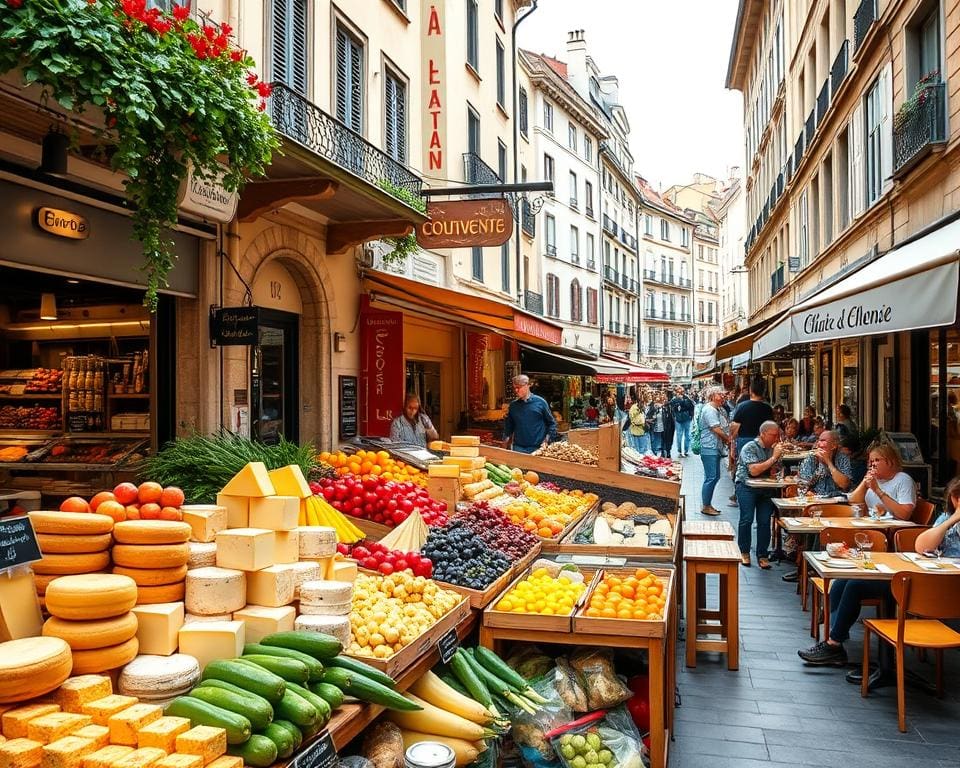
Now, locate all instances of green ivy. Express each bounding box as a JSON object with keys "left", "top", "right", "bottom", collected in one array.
[
  {"left": 0, "top": 0, "right": 279, "bottom": 310},
  {"left": 377, "top": 178, "right": 426, "bottom": 266}
]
